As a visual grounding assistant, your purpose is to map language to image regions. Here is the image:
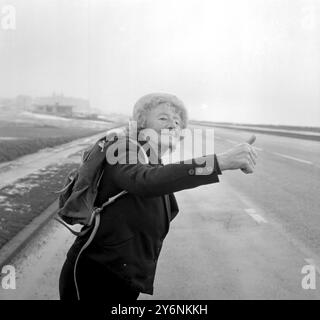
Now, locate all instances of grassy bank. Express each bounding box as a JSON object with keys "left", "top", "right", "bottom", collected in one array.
[
  {"left": 0, "top": 159, "right": 81, "bottom": 249},
  {"left": 0, "top": 122, "right": 106, "bottom": 163}
]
